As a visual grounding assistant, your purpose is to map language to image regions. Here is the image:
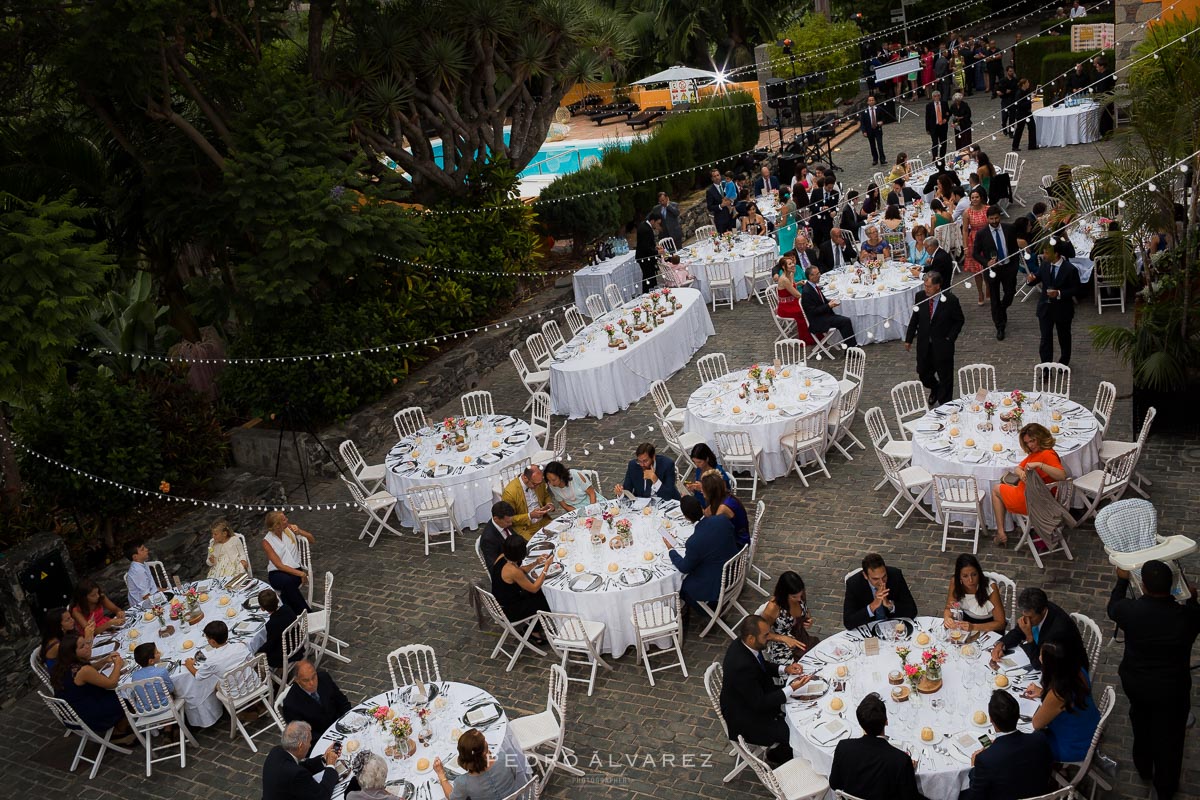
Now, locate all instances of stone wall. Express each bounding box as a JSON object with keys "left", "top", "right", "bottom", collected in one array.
[{"left": 1116, "top": 0, "right": 1156, "bottom": 64}]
